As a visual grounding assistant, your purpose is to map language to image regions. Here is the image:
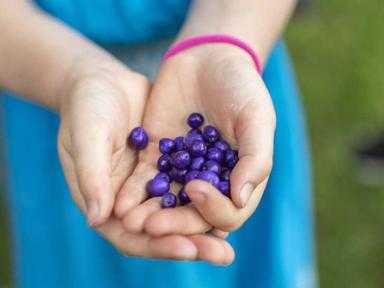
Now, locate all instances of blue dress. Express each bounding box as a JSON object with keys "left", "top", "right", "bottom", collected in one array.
[{"left": 1, "top": 1, "right": 317, "bottom": 287}]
